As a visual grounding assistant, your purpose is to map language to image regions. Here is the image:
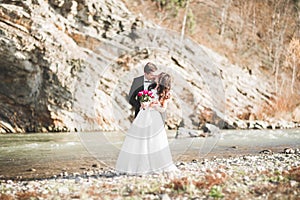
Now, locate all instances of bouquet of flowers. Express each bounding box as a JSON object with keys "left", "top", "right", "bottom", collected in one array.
[{"left": 138, "top": 90, "right": 154, "bottom": 108}]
